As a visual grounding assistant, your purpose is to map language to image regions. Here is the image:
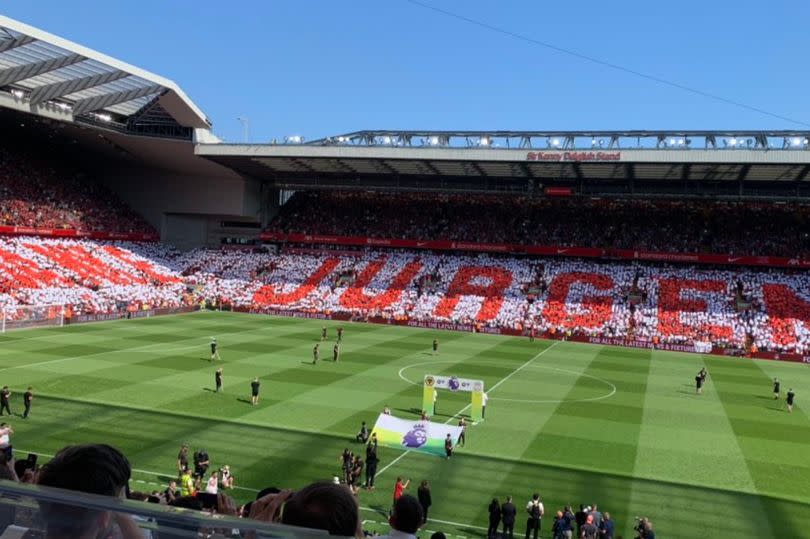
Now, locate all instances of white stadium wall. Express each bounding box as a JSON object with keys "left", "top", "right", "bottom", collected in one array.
[{"left": 89, "top": 135, "right": 265, "bottom": 248}]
